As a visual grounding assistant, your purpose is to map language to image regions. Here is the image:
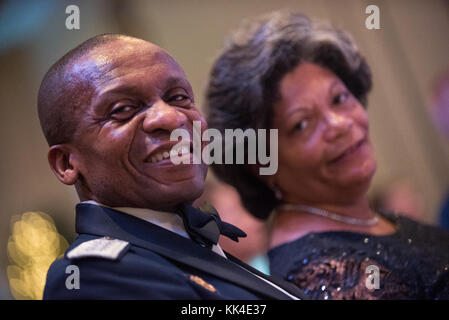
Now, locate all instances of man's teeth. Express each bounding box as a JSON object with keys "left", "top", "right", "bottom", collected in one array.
[
  {"left": 151, "top": 146, "right": 190, "bottom": 163},
  {"left": 169, "top": 146, "right": 189, "bottom": 157}
]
